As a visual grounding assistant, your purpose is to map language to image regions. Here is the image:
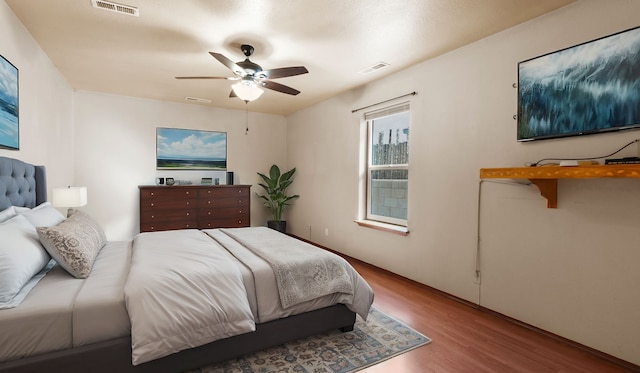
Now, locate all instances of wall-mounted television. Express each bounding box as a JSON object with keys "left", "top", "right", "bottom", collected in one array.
[
  {"left": 156, "top": 127, "right": 227, "bottom": 170},
  {"left": 517, "top": 26, "right": 640, "bottom": 142}
]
